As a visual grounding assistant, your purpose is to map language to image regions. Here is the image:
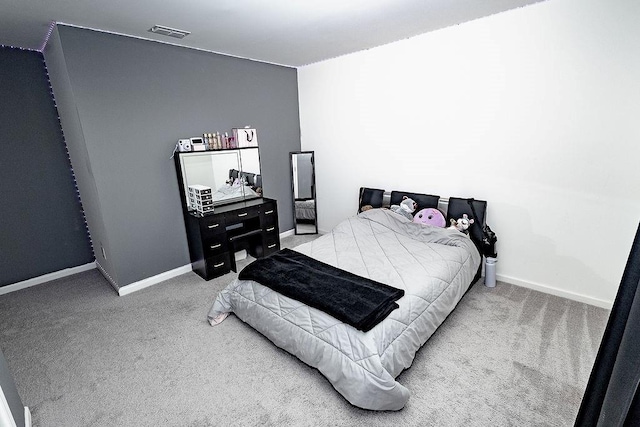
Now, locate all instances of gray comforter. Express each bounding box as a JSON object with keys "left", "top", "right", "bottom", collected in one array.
[{"left": 207, "top": 208, "right": 481, "bottom": 410}]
